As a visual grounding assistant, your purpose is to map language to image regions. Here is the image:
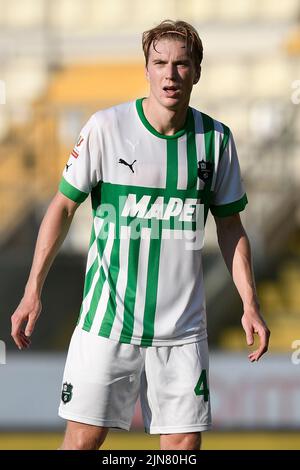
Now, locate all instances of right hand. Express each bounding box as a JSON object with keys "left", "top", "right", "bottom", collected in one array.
[{"left": 11, "top": 295, "right": 42, "bottom": 349}]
